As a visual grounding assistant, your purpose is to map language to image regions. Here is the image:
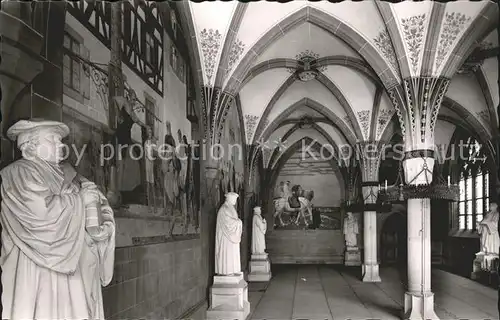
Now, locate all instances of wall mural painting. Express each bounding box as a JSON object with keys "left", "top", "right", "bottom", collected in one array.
[
  {"left": 160, "top": 121, "right": 200, "bottom": 236},
  {"left": 217, "top": 104, "right": 245, "bottom": 218},
  {"left": 273, "top": 180, "right": 341, "bottom": 230}
]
